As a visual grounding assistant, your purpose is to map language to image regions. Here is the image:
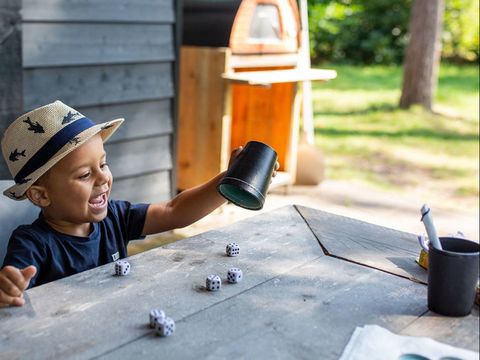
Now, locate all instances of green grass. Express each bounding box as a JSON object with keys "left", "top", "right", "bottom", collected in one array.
[{"left": 312, "top": 63, "right": 479, "bottom": 206}]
